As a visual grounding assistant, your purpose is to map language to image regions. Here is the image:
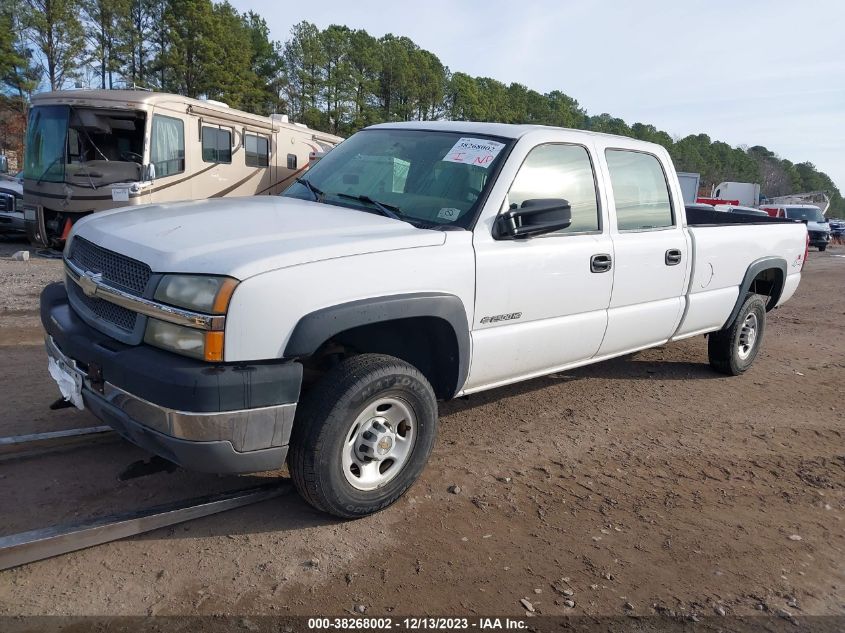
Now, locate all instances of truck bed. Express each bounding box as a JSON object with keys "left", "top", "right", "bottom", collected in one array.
[{"left": 685, "top": 207, "right": 800, "bottom": 227}]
